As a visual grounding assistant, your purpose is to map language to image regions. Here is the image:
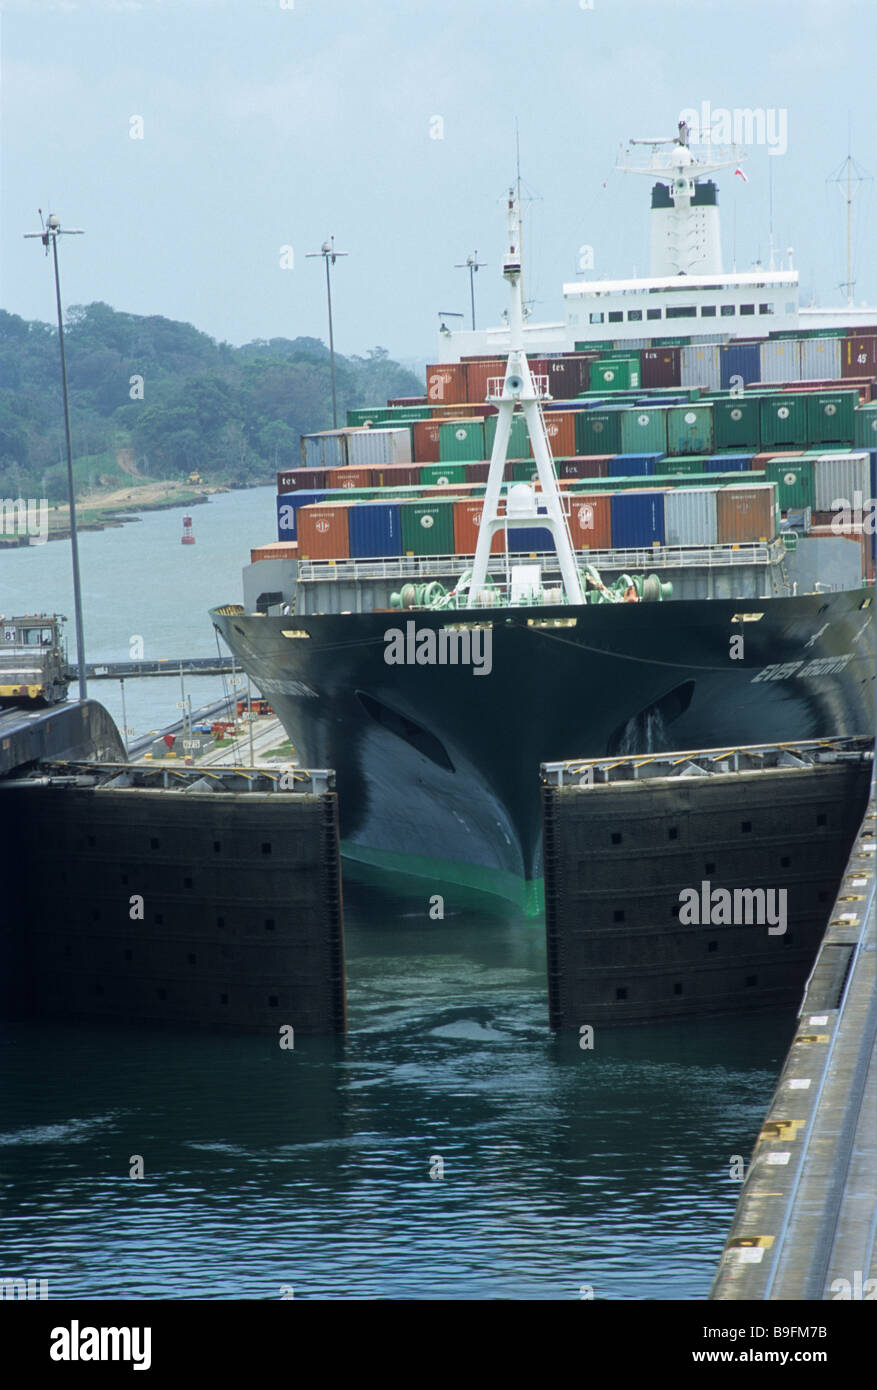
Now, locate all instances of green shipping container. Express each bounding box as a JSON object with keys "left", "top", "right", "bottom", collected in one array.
[
  {"left": 854, "top": 403, "right": 877, "bottom": 448},
  {"left": 385, "top": 406, "right": 433, "bottom": 422},
  {"left": 589, "top": 358, "right": 641, "bottom": 391},
  {"left": 600, "top": 349, "right": 643, "bottom": 364},
  {"left": 575, "top": 340, "right": 613, "bottom": 351},
  {"left": 418, "top": 463, "right": 467, "bottom": 486},
  {"left": 667, "top": 404, "right": 714, "bottom": 455},
  {"left": 619, "top": 405, "right": 668, "bottom": 454},
  {"left": 347, "top": 407, "right": 393, "bottom": 426},
  {"left": 662, "top": 455, "right": 706, "bottom": 476},
  {"left": 400, "top": 500, "right": 455, "bottom": 555},
  {"left": 759, "top": 394, "right": 809, "bottom": 446},
  {"left": 805, "top": 391, "right": 858, "bottom": 446},
  {"left": 512, "top": 460, "right": 542, "bottom": 483},
  {"left": 575, "top": 409, "right": 622, "bottom": 453},
  {"left": 765, "top": 459, "right": 814, "bottom": 512},
  {"left": 713, "top": 397, "right": 761, "bottom": 449},
  {"left": 485, "top": 412, "right": 531, "bottom": 460},
  {"left": 439, "top": 419, "right": 485, "bottom": 462}
]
